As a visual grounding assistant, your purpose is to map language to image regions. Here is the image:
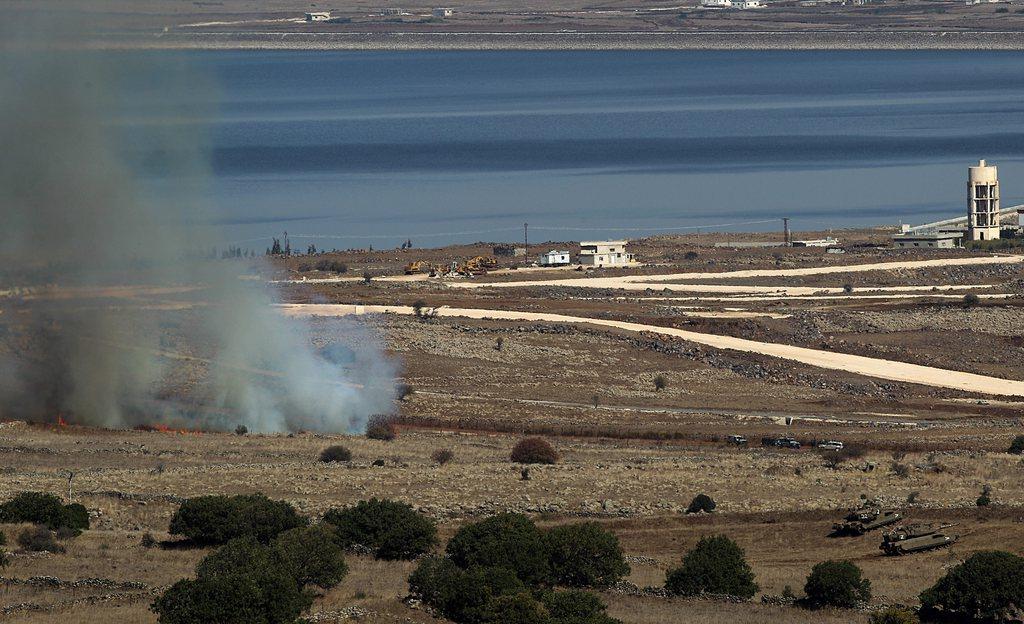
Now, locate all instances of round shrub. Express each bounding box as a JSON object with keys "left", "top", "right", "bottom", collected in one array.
[
  {"left": 541, "top": 590, "right": 621, "bottom": 624},
  {"left": 685, "top": 494, "right": 716, "bottom": 514},
  {"left": 323, "top": 498, "right": 436, "bottom": 560},
  {"left": 366, "top": 414, "right": 398, "bottom": 441},
  {"left": 665, "top": 535, "right": 757, "bottom": 599},
  {"left": 920, "top": 550, "right": 1024, "bottom": 622},
  {"left": 481, "top": 592, "right": 549, "bottom": 624},
  {"left": 803, "top": 560, "right": 871, "bottom": 609},
  {"left": 545, "top": 522, "right": 630, "bottom": 589},
  {"left": 432, "top": 448, "right": 455, "bottom": 465},
  {"left": 446, "top": 513, "right": 551, "bottom": 586},
  {"left": 0, "top": 492, "right": 88, "bottom": 533},
  {"left": 319, "top": 445, "right": 352, "bottom": 463},
  {"left": 272, "top": 525, "right": 348, "bottom": 589},
  {"left": 1008, "top": 435, "right": 1024, "bottom": 455},
  {"left": 869, "top": 606, "right": 919, "bottom": 624},
  {"left": 152, "top": 537, "right": 311, "bottom": 624},
  {"left": 17, "top": 526, "right": 65, "bottom": 553},
  {"left": 510, "top": 437, "right": 558, "bottom": 465},
  {"left": 409, "top": 557, "right": 527, "bottom": 624},
  {"left": 168, "top": 494, "right": 306, "bottom": 545}
]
